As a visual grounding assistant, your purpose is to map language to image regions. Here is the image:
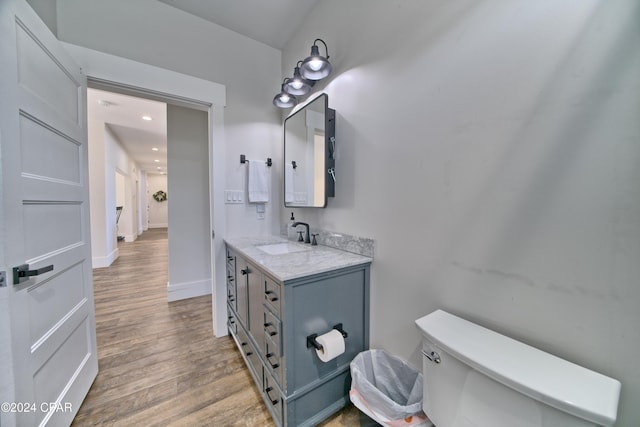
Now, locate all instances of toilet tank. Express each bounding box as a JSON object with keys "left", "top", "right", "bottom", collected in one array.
[{"left": 415, "top": 310, "right": 620, "bottom": 427}]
